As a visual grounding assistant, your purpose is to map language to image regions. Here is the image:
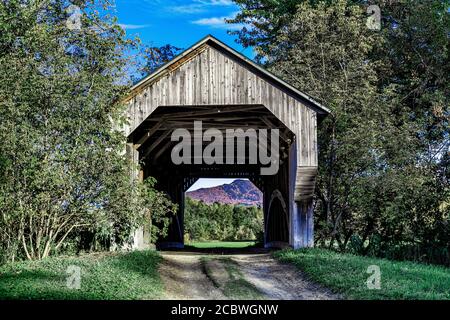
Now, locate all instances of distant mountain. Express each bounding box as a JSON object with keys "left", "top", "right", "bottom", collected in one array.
[{"left": 186, "top": 179, "right": 262, "bottom": 207}]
